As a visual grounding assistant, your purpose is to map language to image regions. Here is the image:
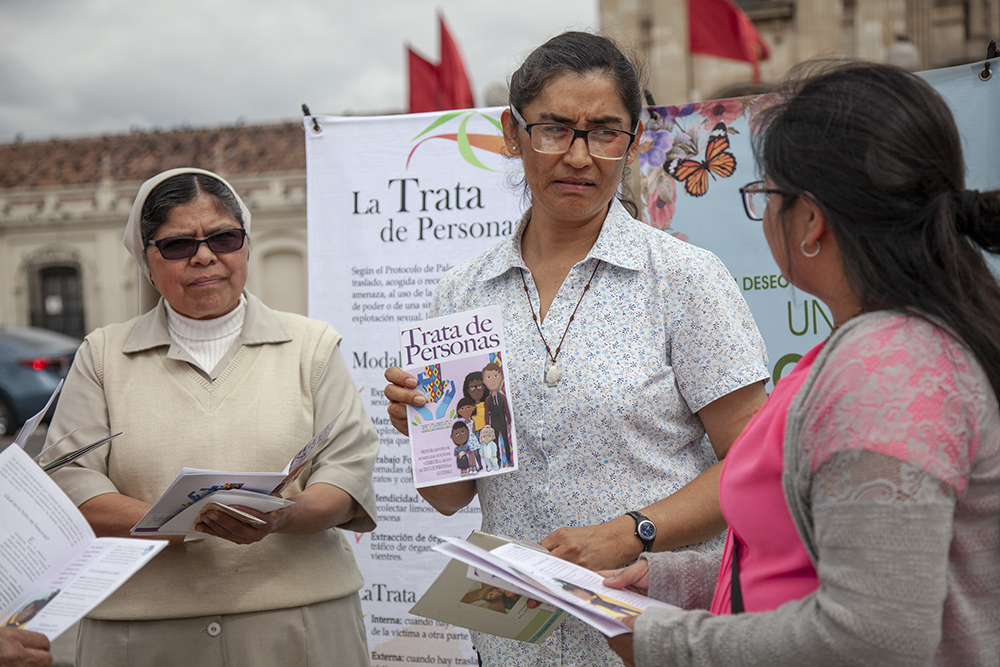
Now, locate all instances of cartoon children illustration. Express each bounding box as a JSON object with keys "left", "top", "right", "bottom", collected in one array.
[
  {"left": 456, "top": 398, "right": 484, "bottom": 472},
  {"left": 457, "top": 398, "right": 474, "bottom": 422},
  {"left": 451, "top": 421, "right": 473, "bottom": 476},
  {"left": 482, "top": 362, "right": 512, "bottom": 467},
  {"left": 479, "top": 424, "right": 499, "bottom": 472},
  {"left": 462, "top": 372, "right": 488, "bottom": 433}
]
